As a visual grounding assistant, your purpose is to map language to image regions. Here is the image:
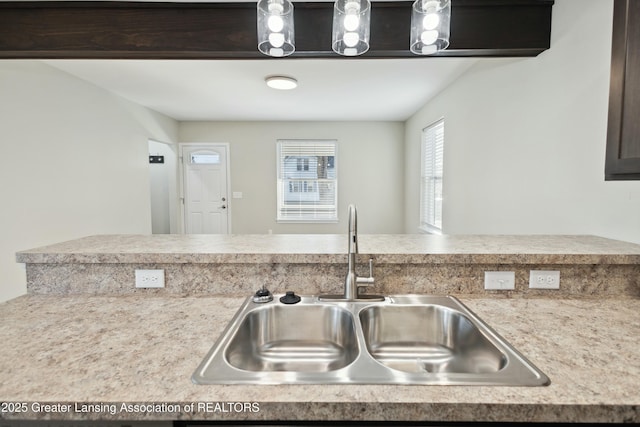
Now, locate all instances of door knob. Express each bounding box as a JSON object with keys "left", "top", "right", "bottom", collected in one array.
[
  {"left": 222, "top": 197, "right": 226, "bottom": 201},
  {"left": 221, "top": 205, "right": 226, "bottom": 209}
]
